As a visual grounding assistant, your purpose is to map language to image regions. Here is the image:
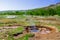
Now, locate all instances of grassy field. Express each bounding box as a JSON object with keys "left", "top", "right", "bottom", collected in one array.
[{"left": 0, "top": 15, "right": 60, "bottom": 40}]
